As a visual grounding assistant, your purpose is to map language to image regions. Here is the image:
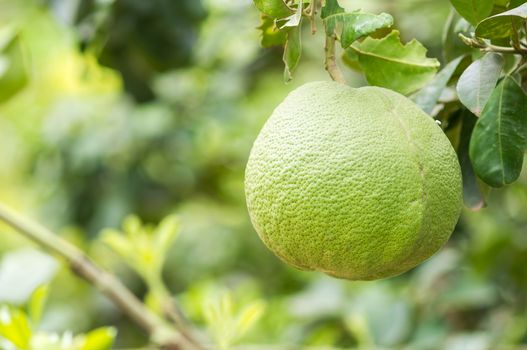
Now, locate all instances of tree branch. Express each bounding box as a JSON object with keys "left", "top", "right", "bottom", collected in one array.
[
  {"left": 459, "top": 33, "right": 527, "bottom": 55},
  {"left": 0, "top": 202, "right": 201, "bottom": 350},
  {"left": 324, "top": 35, "right": 346, "bottom": 84}
]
